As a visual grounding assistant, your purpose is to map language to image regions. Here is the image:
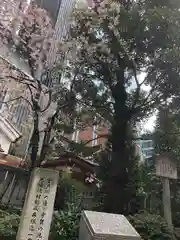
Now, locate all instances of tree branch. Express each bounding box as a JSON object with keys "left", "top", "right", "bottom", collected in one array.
[
  {"left": 0, "top": 96, "right": 33, "bottom": 109},
  {"left": 132, "top": 72, "right": 160, "bottom": 115},
  {"left": 7, "top": 75, "right": 37, "bottom": 90},
  {"left": 40, "top": 90, "right": 52, "bottom": 113},
  {"left": 83, "top": 133, "right": 109, "bottom": 146},
  {"left": 77, "top": 98, "right": 113, "bottom": 123},
  {"left": 130, "top": 60, "right": 141, "bottom": 111}
]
